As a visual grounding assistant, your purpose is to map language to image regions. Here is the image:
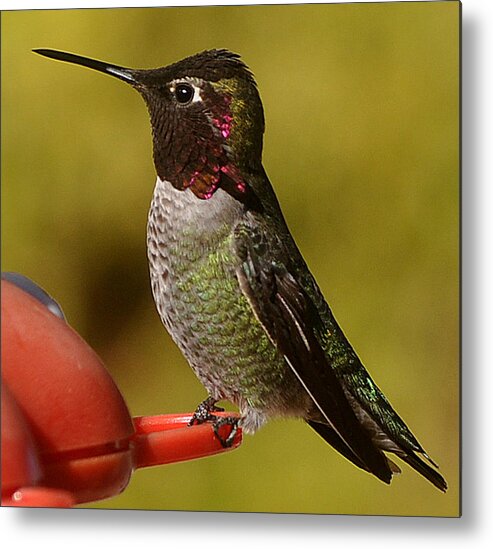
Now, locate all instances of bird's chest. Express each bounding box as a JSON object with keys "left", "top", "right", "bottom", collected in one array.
[{"left": 146, "top": 178, "right": 242, "bottom": 332}]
